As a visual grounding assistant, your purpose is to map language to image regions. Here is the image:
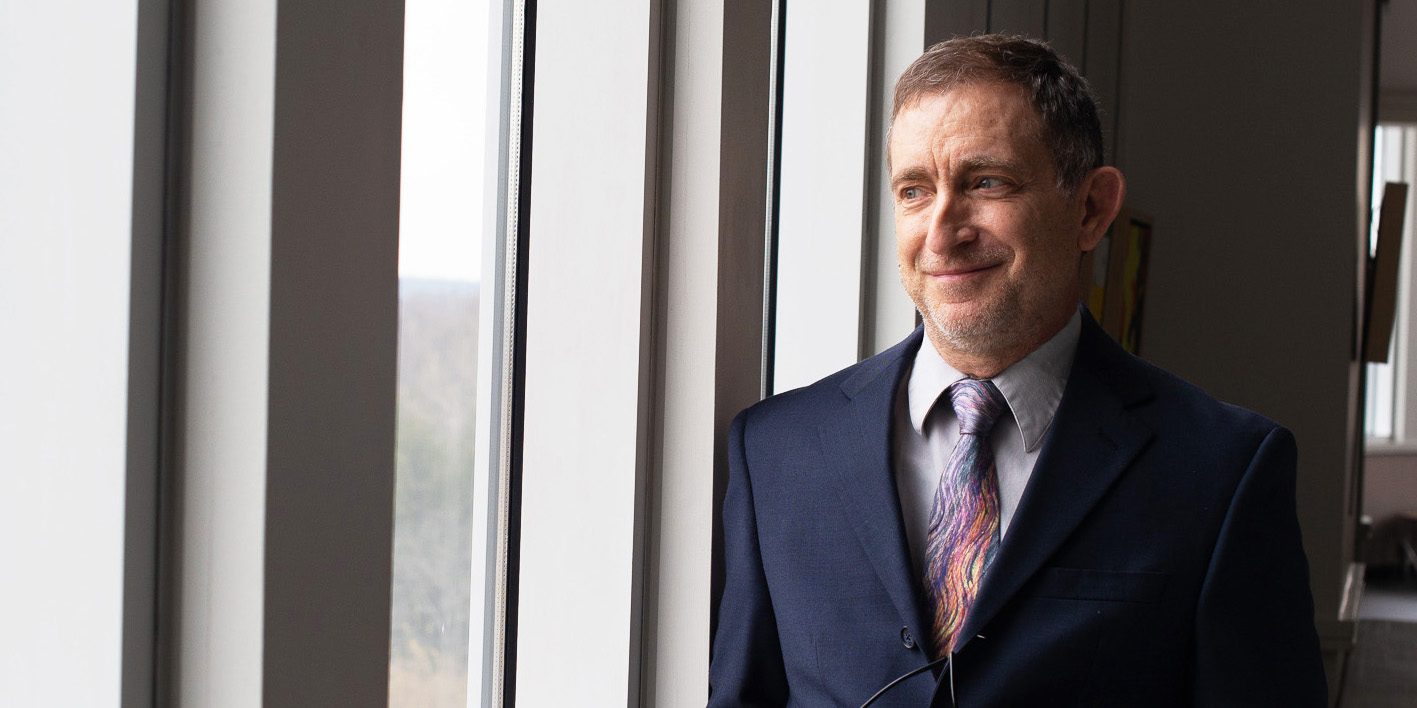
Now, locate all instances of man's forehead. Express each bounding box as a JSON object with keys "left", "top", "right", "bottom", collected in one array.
[
  {"left": 893, "top": 82, "right": 1037, "bottom": 134},
  {"left": 904, "top": 78, "right": 1013, "bottom": 103},
  {"left": 888, "top": 82, "right": 1045, "bottom": 169}
]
